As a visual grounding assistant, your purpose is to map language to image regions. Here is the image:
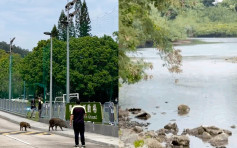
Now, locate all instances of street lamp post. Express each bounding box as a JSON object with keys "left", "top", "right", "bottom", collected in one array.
[
  {"left": 64, "top": 0, "right": 77, "bottom": 103},
  {"left": 9, "top": 37, "right": 15, "bottom": 111},
  {"left": 44, "top": 32, "right": 53, "bottom": 119}
]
